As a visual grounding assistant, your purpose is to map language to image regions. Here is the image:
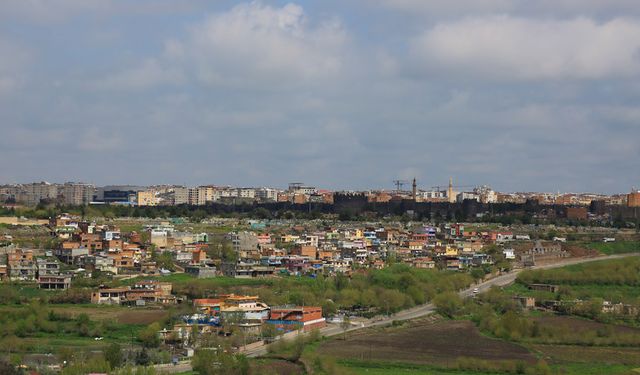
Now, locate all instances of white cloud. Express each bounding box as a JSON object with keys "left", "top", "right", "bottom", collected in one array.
[
  {"left": 176, "top": 2, "right": 350, "bottom": 87},
  {"left": 411, "top": 16, "right": 640, "bottom": 80}
]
